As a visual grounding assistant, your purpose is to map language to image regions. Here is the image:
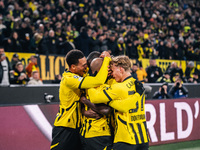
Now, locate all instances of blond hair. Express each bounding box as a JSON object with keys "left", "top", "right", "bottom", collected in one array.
[{"left": 111, "top": 55, "right": 131, "bottom": 71}]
